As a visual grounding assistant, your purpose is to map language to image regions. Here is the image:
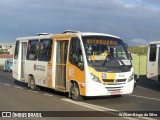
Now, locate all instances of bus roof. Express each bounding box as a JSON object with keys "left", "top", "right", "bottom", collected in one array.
[
  {"left": 80, "top": 32, "right": 120, "bottom": 39},
  {"left": 149, "top": 41, "right": 160, "bottom": 45},
  {"left": 16, "top": 31, "right": 120, "bottom": 41},
  {"left": 61, "top": 30, "right": 120, "bottom": 38}
]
